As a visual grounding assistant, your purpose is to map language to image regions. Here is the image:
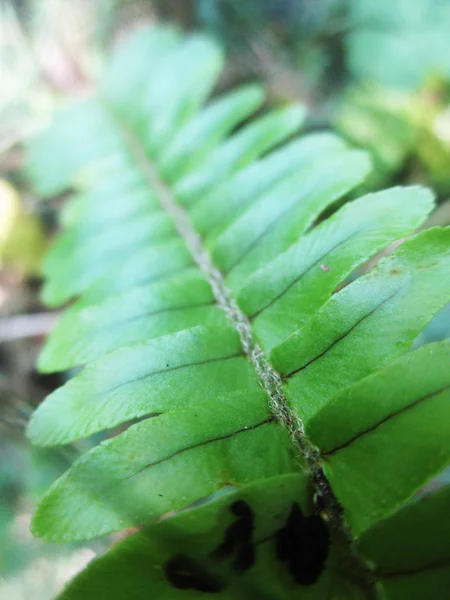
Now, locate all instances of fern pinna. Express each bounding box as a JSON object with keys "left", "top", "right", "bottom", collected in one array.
[{"left": 26, "top": 25, "right": 450, "bottom": 600}]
